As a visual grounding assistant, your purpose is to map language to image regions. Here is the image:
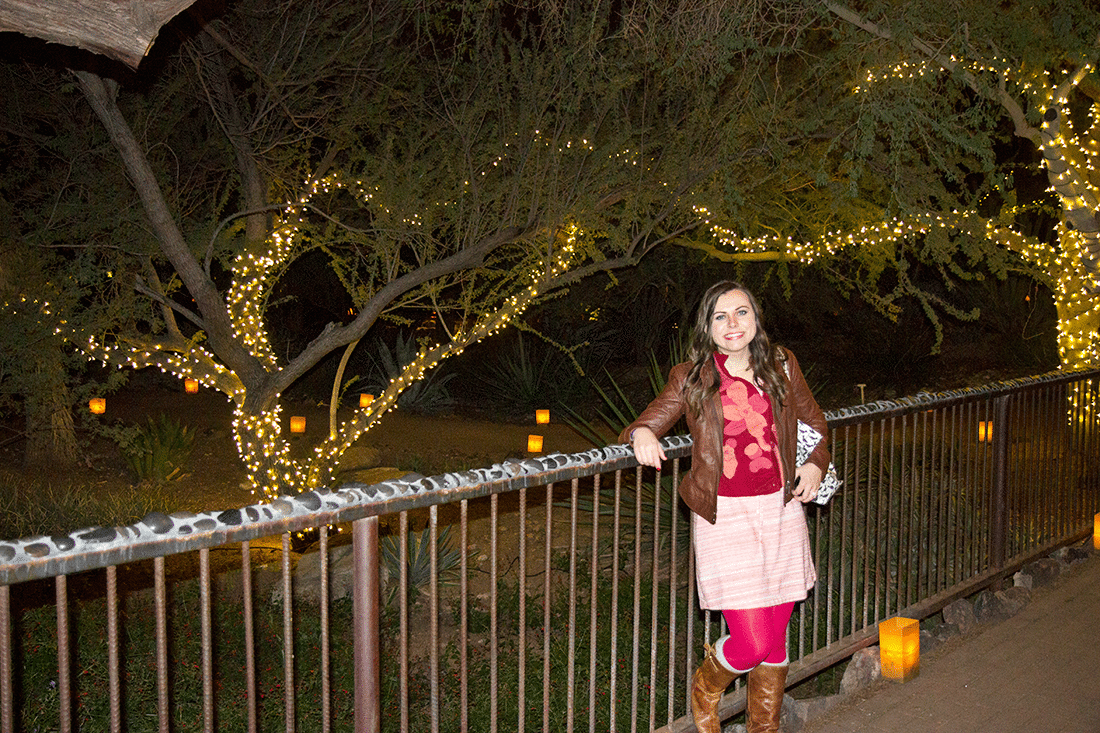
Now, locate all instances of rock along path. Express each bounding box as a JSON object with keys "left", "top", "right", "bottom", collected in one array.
[{"left": 798, "top": 550, "right": 1100, "bottom": 733}]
